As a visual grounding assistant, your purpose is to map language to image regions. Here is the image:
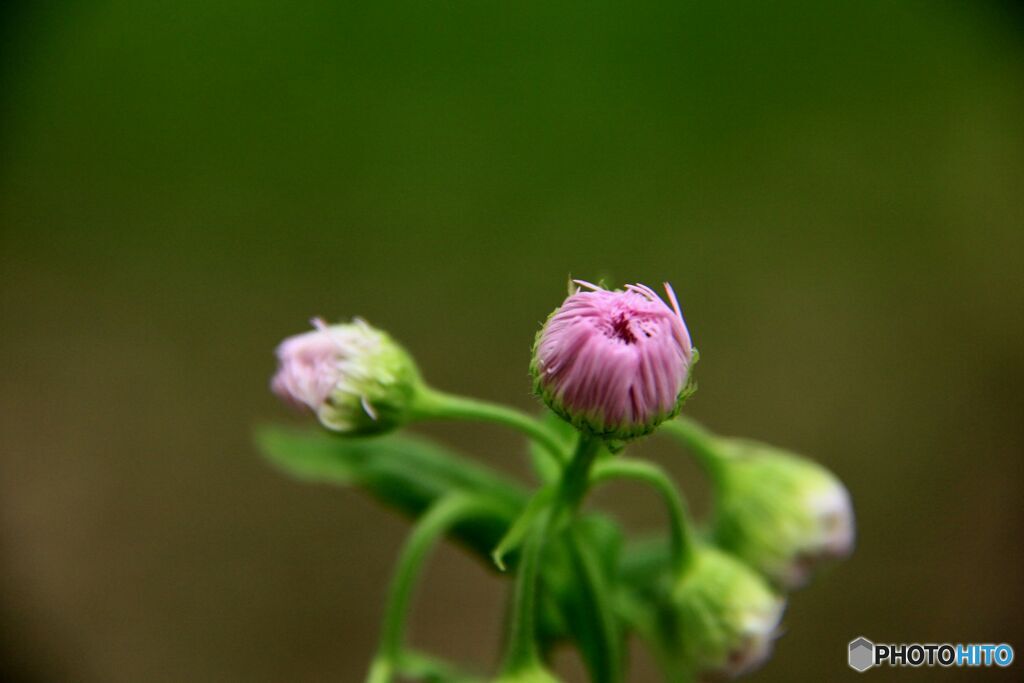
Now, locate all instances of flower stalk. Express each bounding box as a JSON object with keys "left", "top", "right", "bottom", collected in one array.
[
  {"left": 411, "top": 387, "right": 568, "bottom": 467},
  {"left": 665, "top": 416, "right": 855, "bottom": 590},
  {"left": 366, "top": 495, "right": 503, "bottom": 683},
  {"left": 591, "top": 459, "right": 694, "bottom": 577},
  {"left": 497, "top": 509, "right": 555, "bottom": 678},
  {"left": 661, "top": 416, "right": 727, "bottom": 487}
]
